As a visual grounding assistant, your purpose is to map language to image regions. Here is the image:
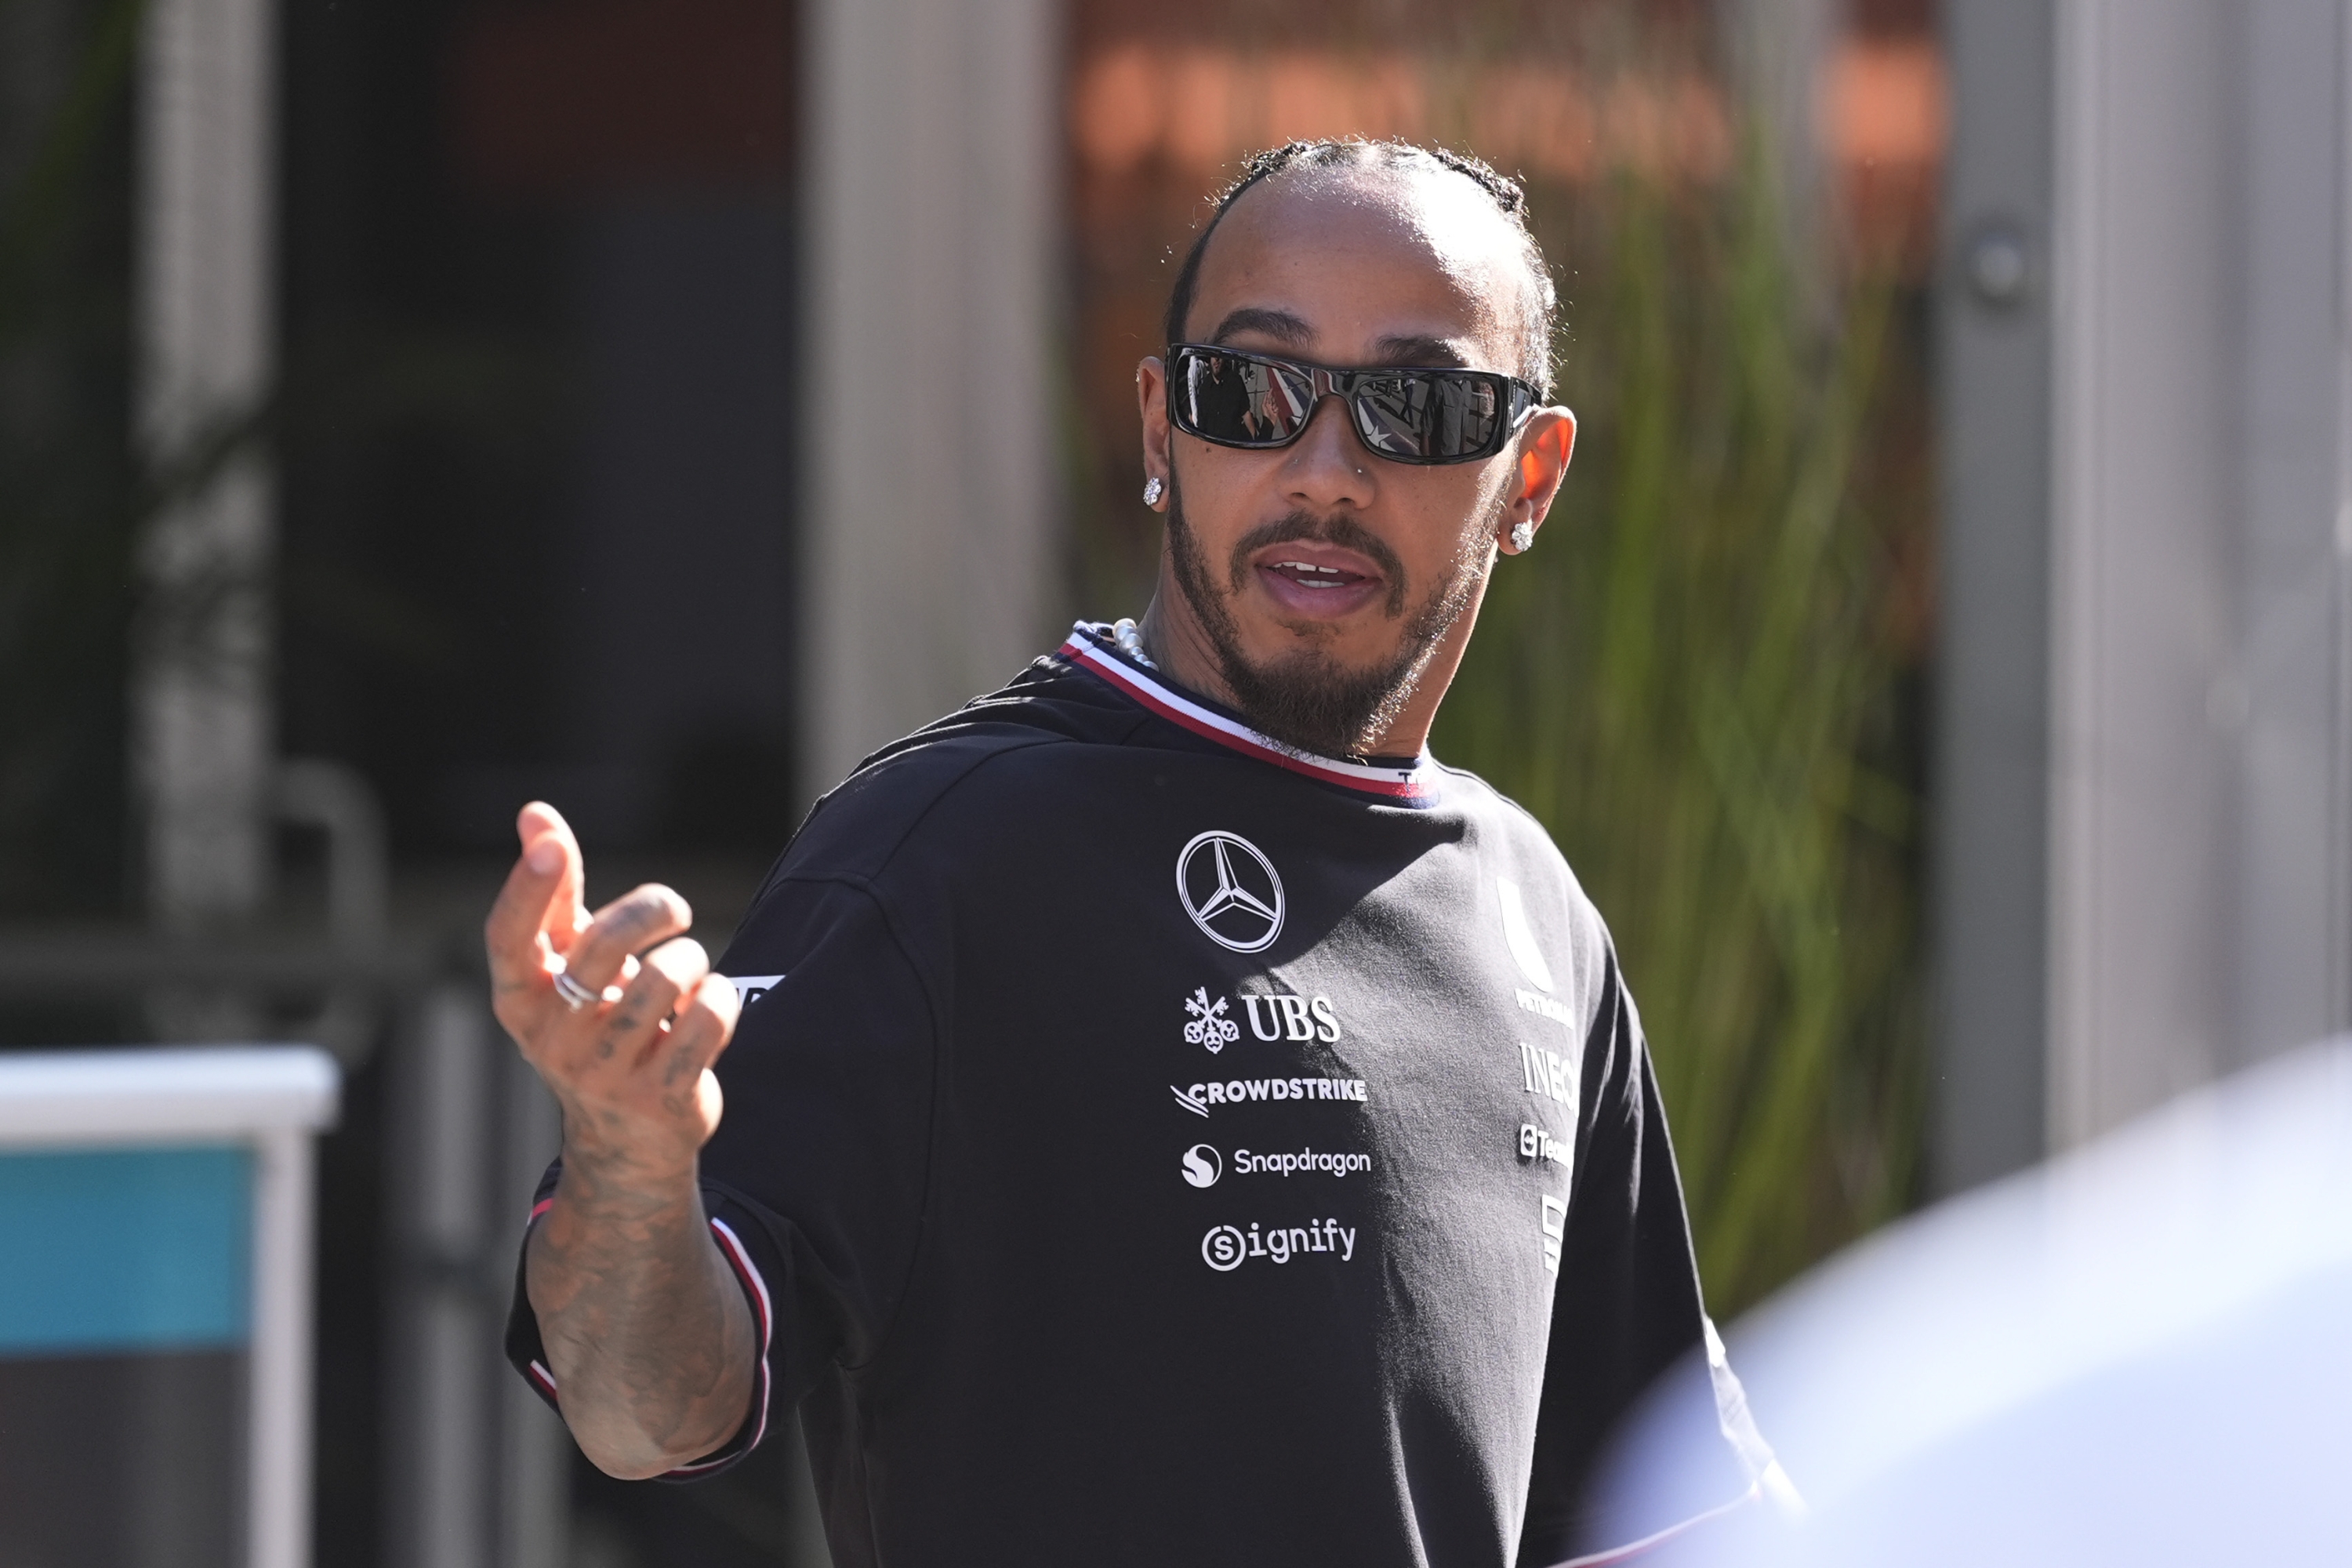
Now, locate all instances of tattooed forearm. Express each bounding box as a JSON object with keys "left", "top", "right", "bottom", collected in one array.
[
  {"left": 486, "top": 809, "right": 753, "bottom": 1479},
  {"left": 525, "top": 1142, "right": 757, "bottom": 1479}
]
